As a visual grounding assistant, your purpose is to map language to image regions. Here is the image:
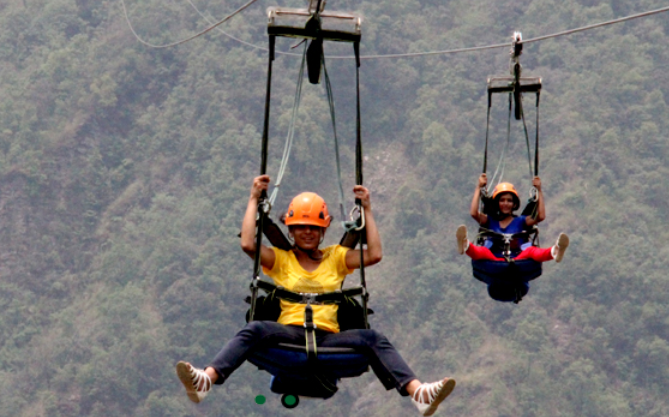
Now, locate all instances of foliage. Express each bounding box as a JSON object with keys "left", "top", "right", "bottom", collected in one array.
[{"left": 0, "top": 0, "right": 668, "bottom": 416}]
